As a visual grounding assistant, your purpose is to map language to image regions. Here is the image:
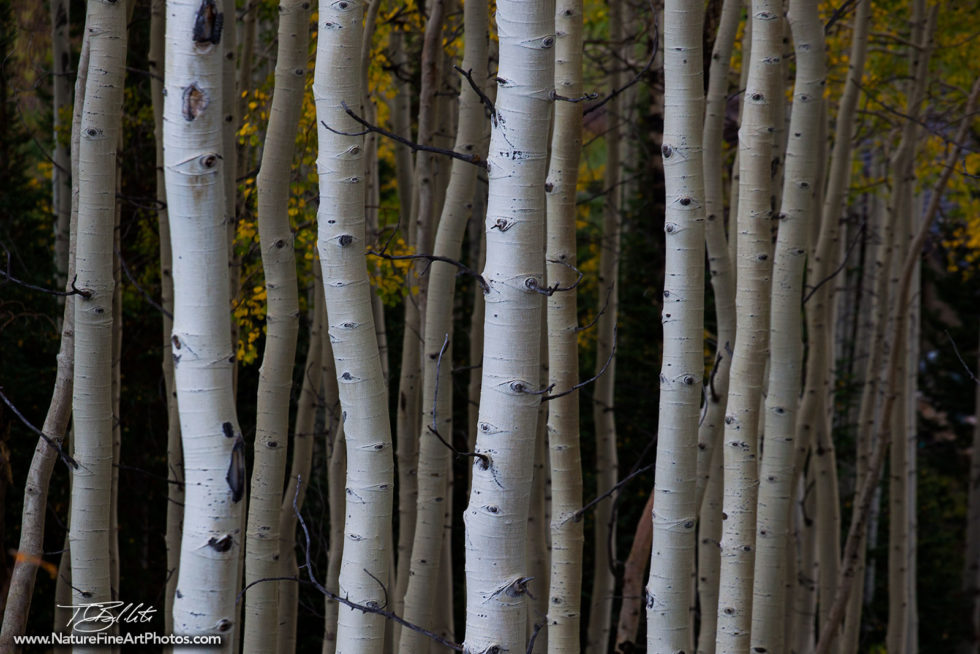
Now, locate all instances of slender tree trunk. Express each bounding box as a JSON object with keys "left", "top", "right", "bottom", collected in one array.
[
  {"left": 461, "top": 1, "right": 554, "bottom": 650},
  {"left": 323, "top": 399, "right": 346, "bottom": 654},
  {"left": 750, "top": 2, "right": 824, "bottom": 651},
  {"left": 69, "top": 1, "right": 127, "bottom": 644},
  {"left": 587, "top": 5, "right": 624, "bottom": 651},
  {"left": 0, "top": 49, "right": 79, "bottom": 645},
  {"left": 225, "top": 0, "right": 241, "bottom": 394},
  {"left": 545, "top": 0, "right": 585, "bottom": 648},
  {"left": 714, "top": 2, "right": 780, "bottom": 651},
  {"left": 646, "top": 3, "right": 705, "bottom": 652},
  {"left": 242, "top": 1, "right": 309, "bottom": 648},
  {"left": 278, "top": 273, "right": 327, "bottom": 654},
  {"left": 698, "top": 444, "right": 724, "bottom": 654},
  {"left": 400, "top": 0, "right": 488, "bottom": 645},
  {"left": 314, "top": 0, "right": 395, "bottom": 648},
  {"left": 814, "top": 74, "right": 980, "bottom": 654},
  {"left": 615, "top": 492, "right": 653, "bottom": 651},
  {"left": 165, "top": 0, "right": 244, "bottom": 645}
]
